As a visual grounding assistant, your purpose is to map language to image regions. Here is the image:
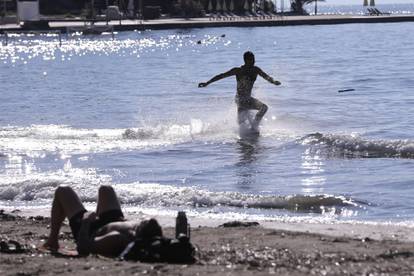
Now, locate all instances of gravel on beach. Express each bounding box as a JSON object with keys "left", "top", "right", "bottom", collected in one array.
[{"left": 1, "top": 210, "right": 414, "bottom": 276}]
